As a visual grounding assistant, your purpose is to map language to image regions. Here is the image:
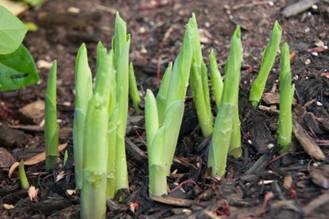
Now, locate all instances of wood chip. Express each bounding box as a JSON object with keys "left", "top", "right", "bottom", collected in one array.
[
  {"left": 281, "top": 0, "right": 319, "bottom": 18},
  {"left": 283, "top": 175, "right": 293, "bottom": 190},
  {"left": 0, "top": 147, "right": 16, "bottom": 168},
  {"left": 18, "top": 100, "right": 45, "bottom": 124},
  {"left": 292, "top": 120, "right": 326, "bottom": 160},
  {"left": 151, "top": 195, "right": 194, "bottom": 207},
  {"left": 303, "top": 192, "right": 329, "bottom": 215}
]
